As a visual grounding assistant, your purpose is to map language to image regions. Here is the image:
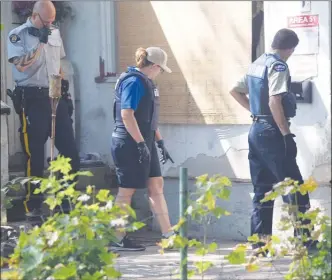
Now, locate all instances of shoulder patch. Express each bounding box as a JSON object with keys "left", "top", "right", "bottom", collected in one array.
[
  {"left": 273, "top": 63, "right": 286, "bottom": 72},
  {"left": 9, "top": 34, "right": 20, "bottom": 43}
]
